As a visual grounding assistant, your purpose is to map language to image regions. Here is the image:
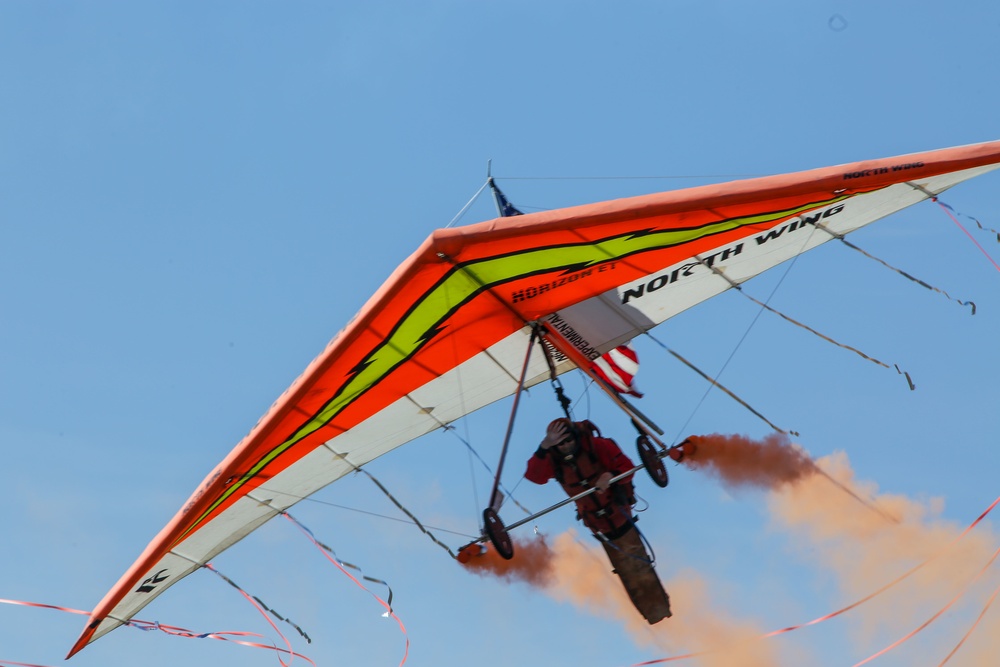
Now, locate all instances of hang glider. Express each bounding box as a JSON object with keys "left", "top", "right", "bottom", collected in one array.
[{"left": 69, "top": 140, "right": 1000, "bottom": 656}]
